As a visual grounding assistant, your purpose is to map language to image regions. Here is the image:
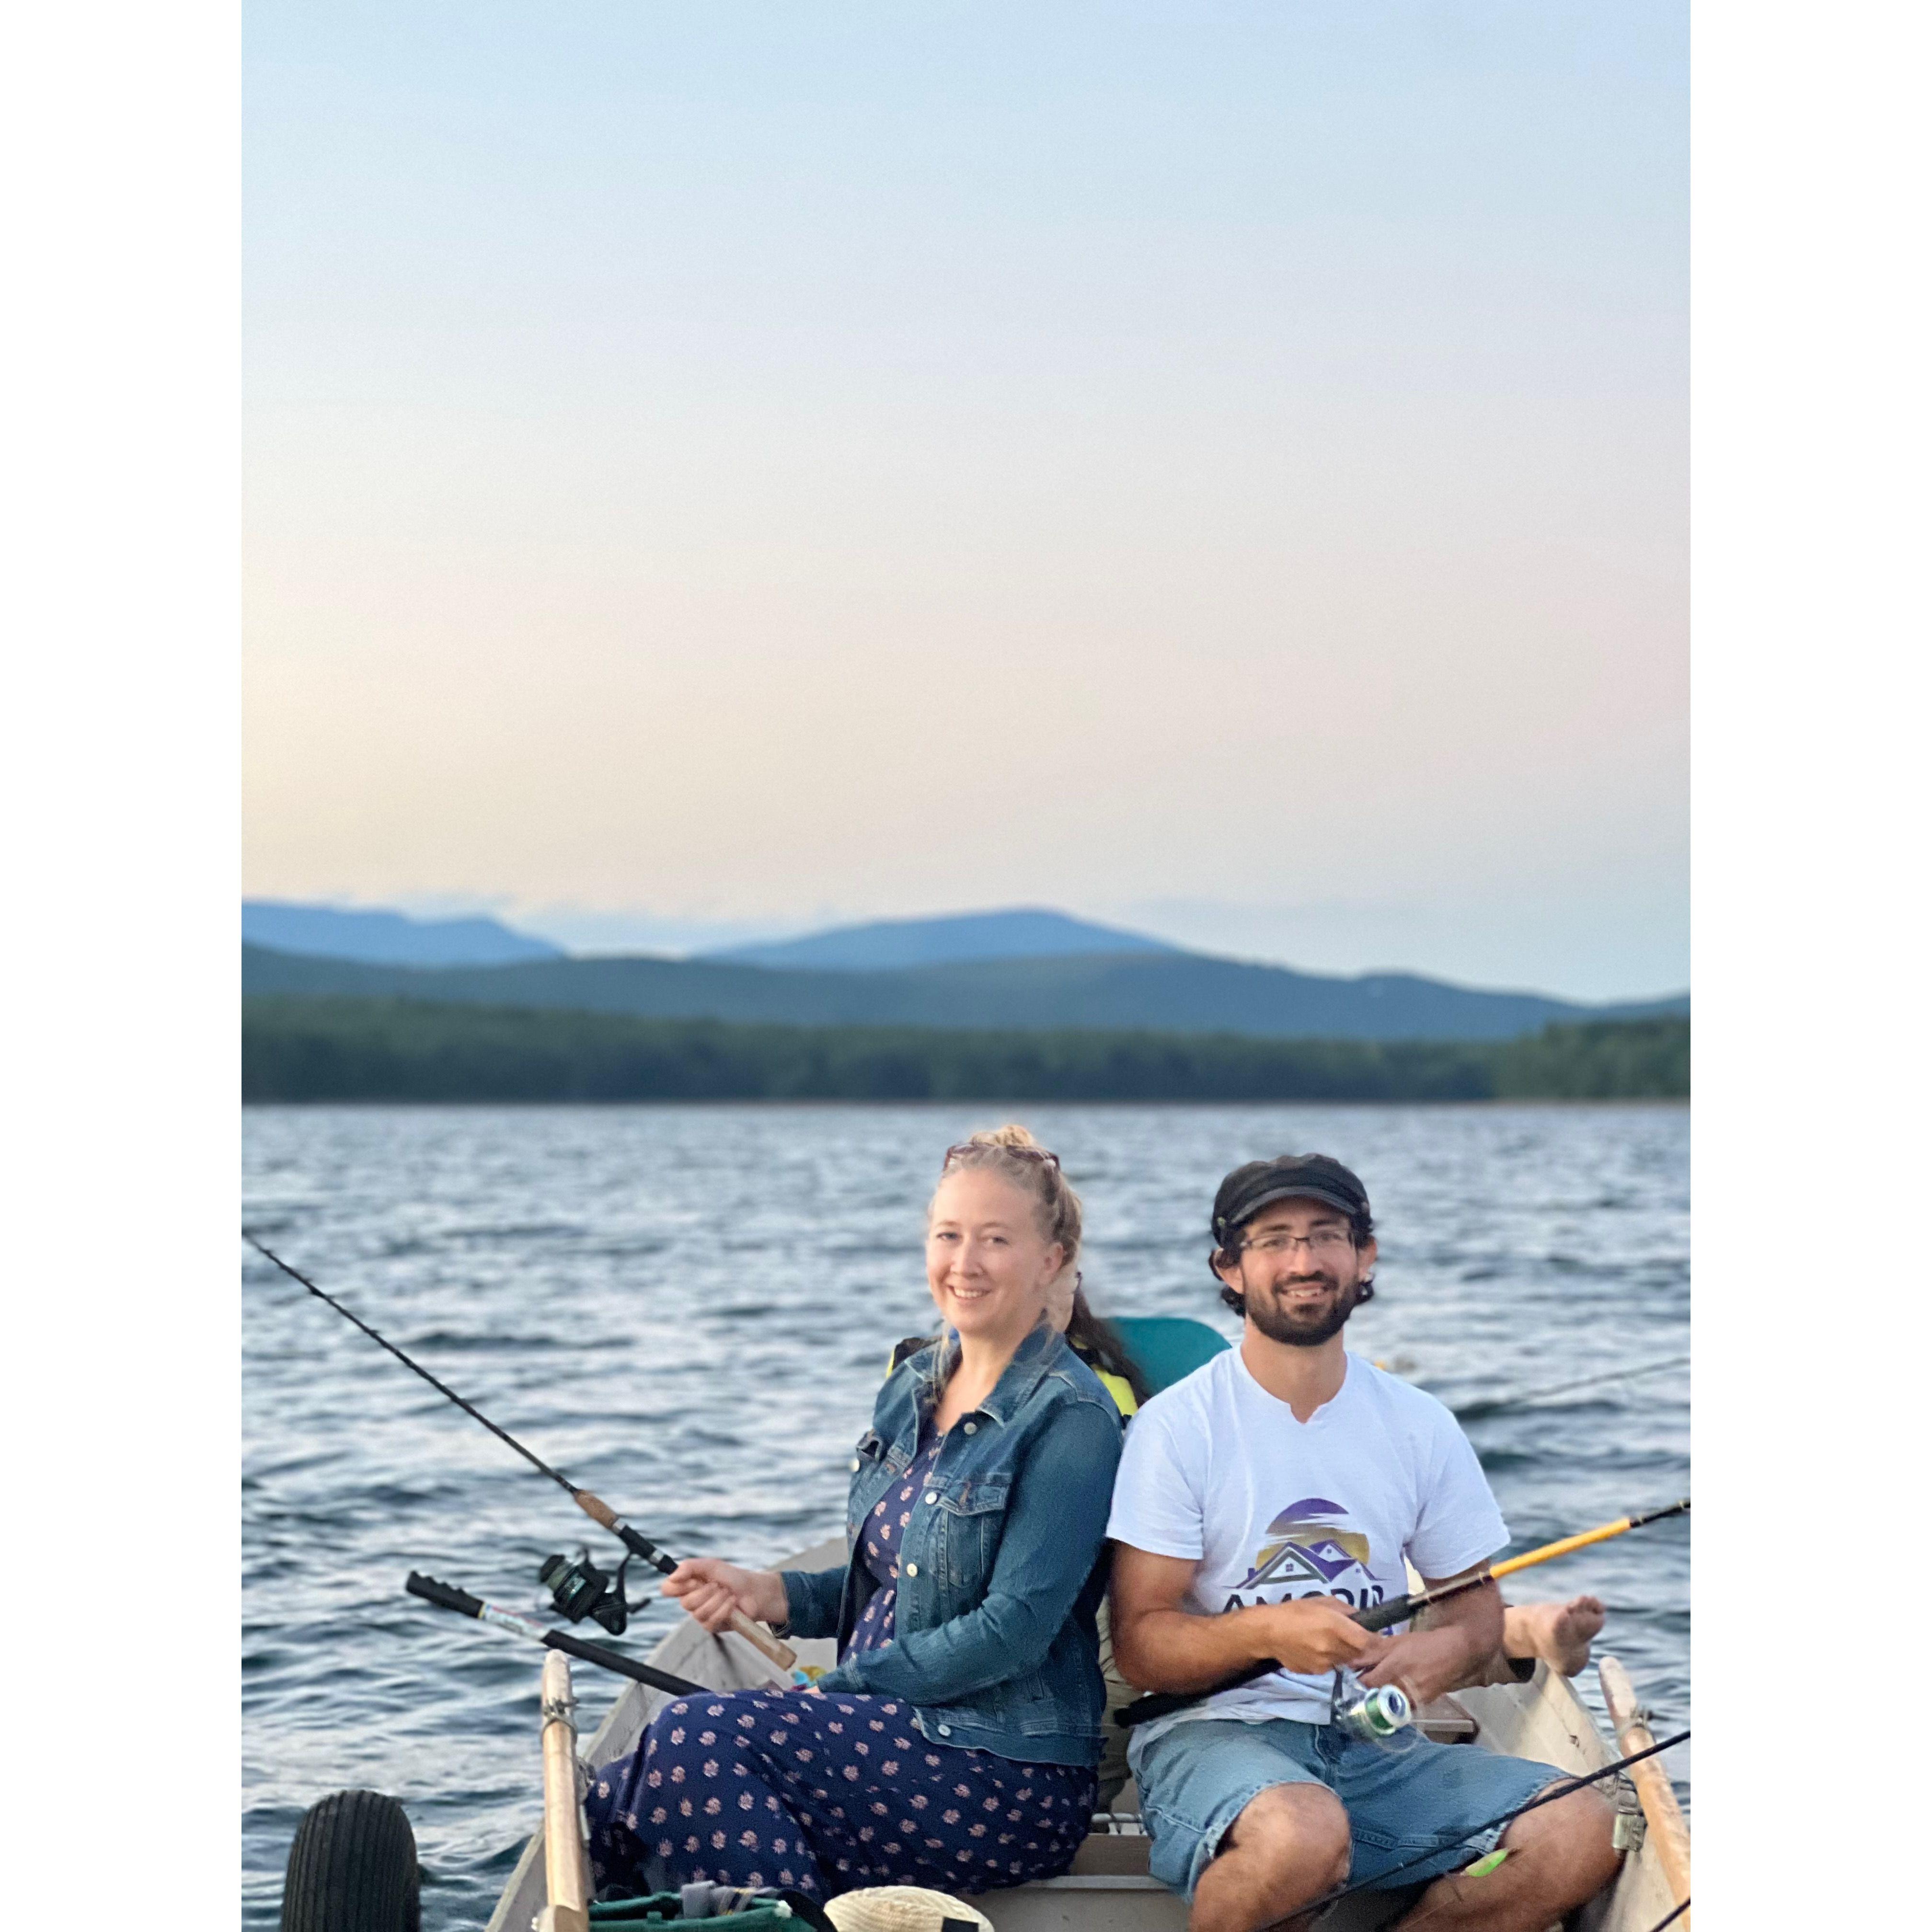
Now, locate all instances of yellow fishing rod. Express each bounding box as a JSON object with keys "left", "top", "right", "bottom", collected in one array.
[
  {"left": 1367, "top": 1498, "right": 1690, "bottom": 1632},
  {"left": 1117, "top": 1498, "right": 1689, "bottom": 1728}
]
